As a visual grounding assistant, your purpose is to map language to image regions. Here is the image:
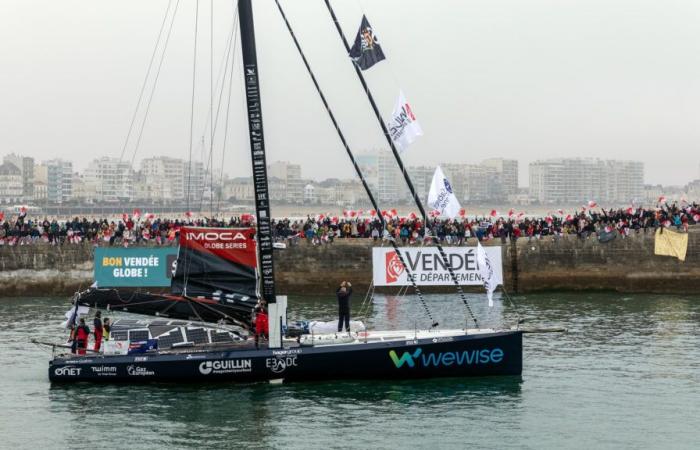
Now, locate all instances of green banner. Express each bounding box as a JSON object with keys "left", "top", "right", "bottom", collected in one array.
[{"left": 94, "top": 247, "right": 178, "bottom": 287}]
